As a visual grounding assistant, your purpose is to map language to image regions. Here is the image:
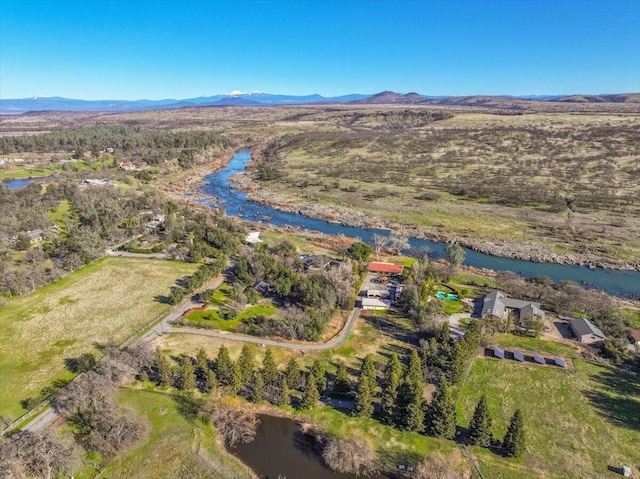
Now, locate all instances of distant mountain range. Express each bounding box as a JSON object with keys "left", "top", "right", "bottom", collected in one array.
[{"left": 1, "top": 91, "right": 638, "bottom": 114}]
